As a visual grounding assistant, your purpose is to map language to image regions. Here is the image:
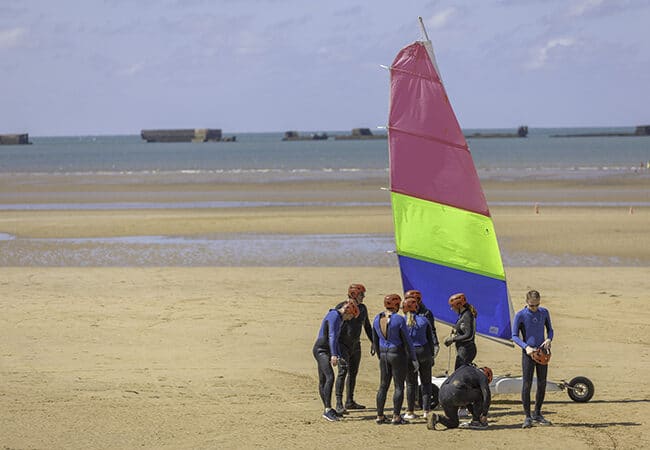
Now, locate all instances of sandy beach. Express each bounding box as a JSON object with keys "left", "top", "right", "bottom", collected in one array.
[{"left": 1, "top": 173, "right": 649, "bottom": 449}]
